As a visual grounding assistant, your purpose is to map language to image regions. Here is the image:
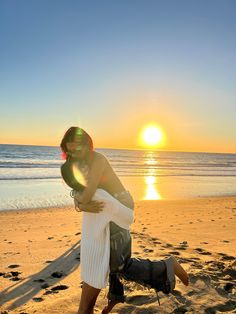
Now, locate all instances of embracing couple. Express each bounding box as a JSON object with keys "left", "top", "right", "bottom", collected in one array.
[{"left": 60, "top": 126, "right": 189, "bottom": 314}]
